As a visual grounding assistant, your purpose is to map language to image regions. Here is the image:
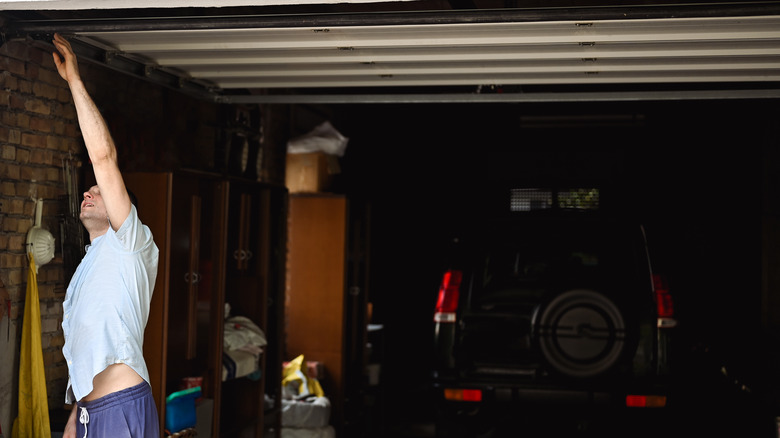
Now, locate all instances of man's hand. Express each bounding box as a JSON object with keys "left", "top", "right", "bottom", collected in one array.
[
  {"left": 62, "top": 404, "right": 78, "bottom": 438},
  {"left": 52, "top": 33, "right": 82, "bottom": 85}
]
